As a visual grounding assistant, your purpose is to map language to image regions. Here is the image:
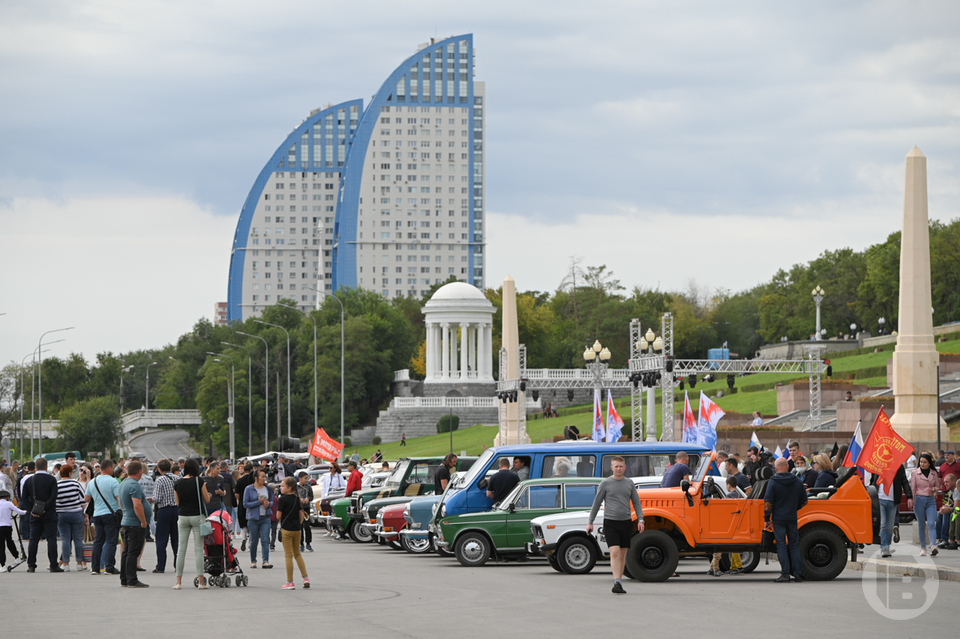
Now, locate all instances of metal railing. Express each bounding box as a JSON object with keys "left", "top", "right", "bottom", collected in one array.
[{"left": 390, "top": 396, "right": 542, "bottom": 410}]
